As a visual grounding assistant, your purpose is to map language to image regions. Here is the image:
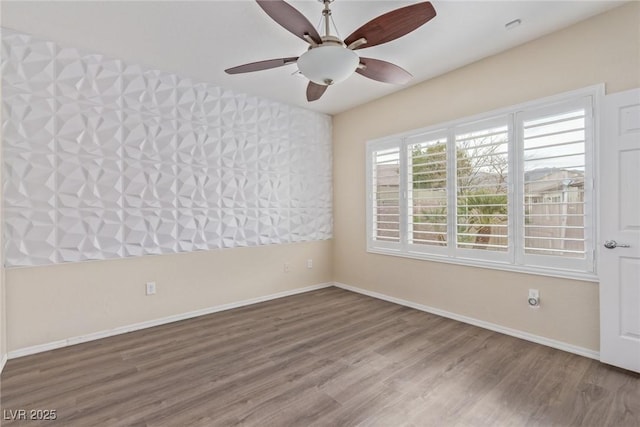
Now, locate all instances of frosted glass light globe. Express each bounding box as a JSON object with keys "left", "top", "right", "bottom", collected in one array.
[{"left": 297, "top": 45, "right": 359, "bottom": 86}]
